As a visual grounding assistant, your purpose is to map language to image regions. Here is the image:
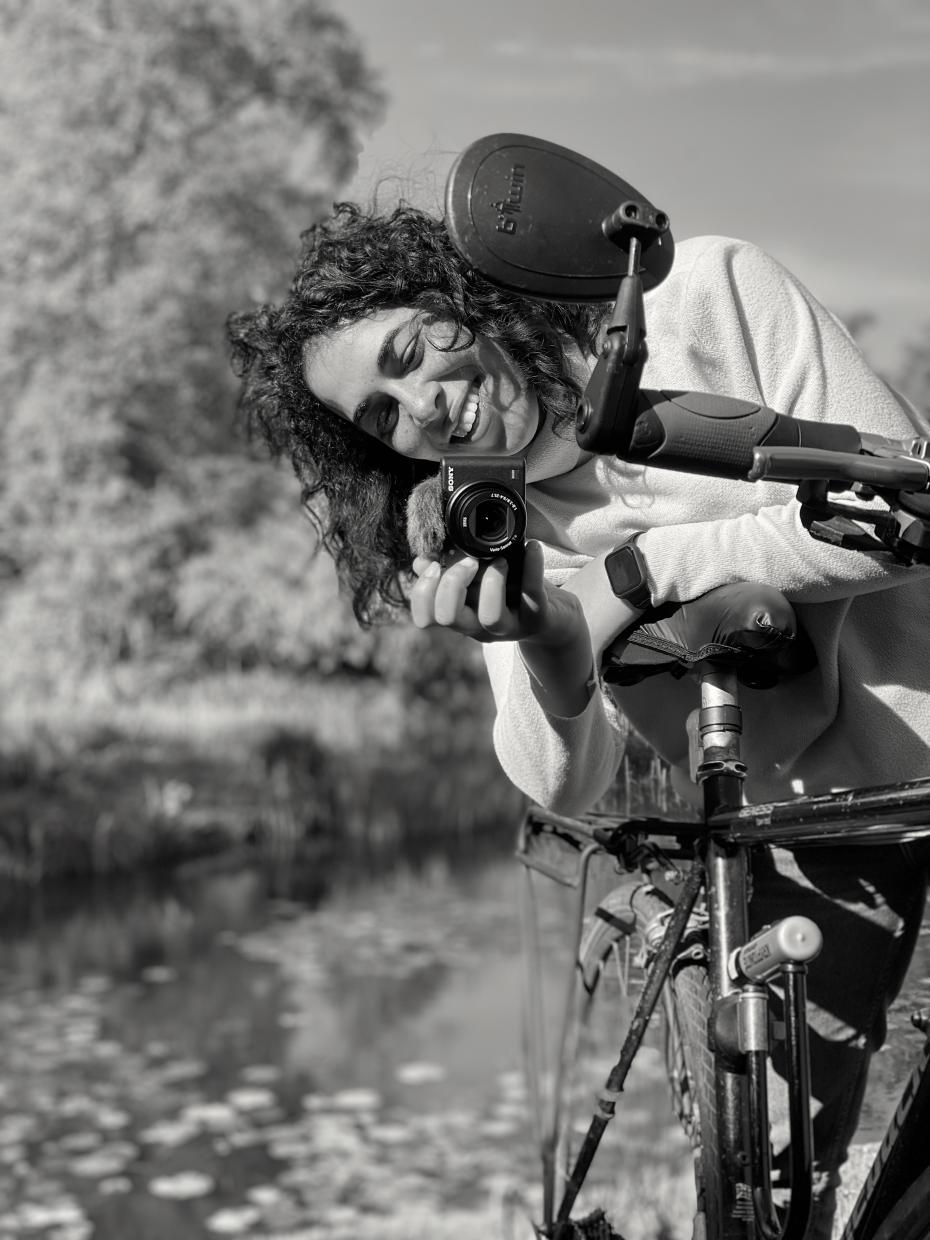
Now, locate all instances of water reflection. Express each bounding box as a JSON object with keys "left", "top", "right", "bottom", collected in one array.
[{"left": 0, "top": 836, "right": 927, "bottom": 1240}]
